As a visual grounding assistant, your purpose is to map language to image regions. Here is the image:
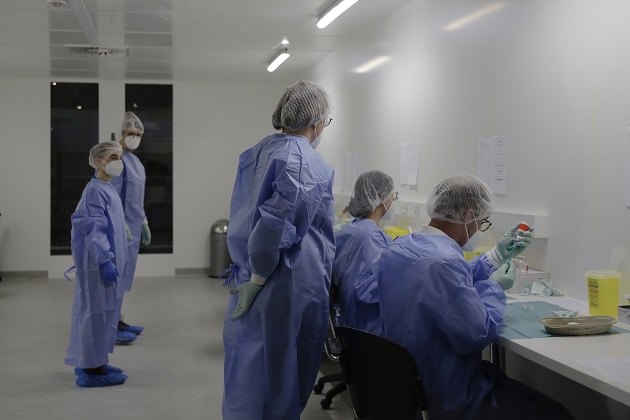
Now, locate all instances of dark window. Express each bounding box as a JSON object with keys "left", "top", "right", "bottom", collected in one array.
[
  {"left": 125, "top": 84, "right": 173, "bottom": 254},
  {"left": 50, "top": 82, "right": 99, "bottom": 255}
]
